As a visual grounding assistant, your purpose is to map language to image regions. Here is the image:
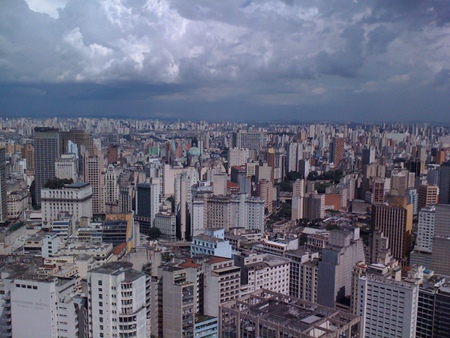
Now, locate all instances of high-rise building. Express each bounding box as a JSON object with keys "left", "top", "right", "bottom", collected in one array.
[
  {"left": 21, "top": 143, "right": 34, "bottom": 173},
  {"left": 231, "top": 130, "right": 267, "bottom": 151},
  {"left": 55, "top": 154, "right": 78, "bottom": 181},
  {"left": 357, "top": 275, "right": 419, "bottom": 338},
  {"left": 362, "top": 146, "right": 376, "bottom": 166},
  {"left": 105, "top": 164, "right": 118, "bottom": 204},
  {"left": 84, "top": 154, "right": 105, "bottom": 214},
  {"left": 330, "top": 137, "right": 345, "bottom": 165},
  {"left": 418, "top": 184, "right": 438, "bottom": 211},
  {"left": 41, "top": 182, "right": 93, "bottom": 226},
  {"left": 431, "top": 204, "right": 450, "bottom": 275},
  {"left": 88, "top": 262, "right": 148, "bottom": 338},
  {"left": 135, "top": 181, "right": 161, "bottom": 235},
  {"left": 0, "top": 147, "right": 6, "bottom": 223},
  {"left": 372, "top": 197, "right": 413, "bottom": 263},
  {"left": 33, "top": 127, "right": 60, "bottom": 205},
  {"left": 439, "top": 161, "right": 450, "bottom": 204}
]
